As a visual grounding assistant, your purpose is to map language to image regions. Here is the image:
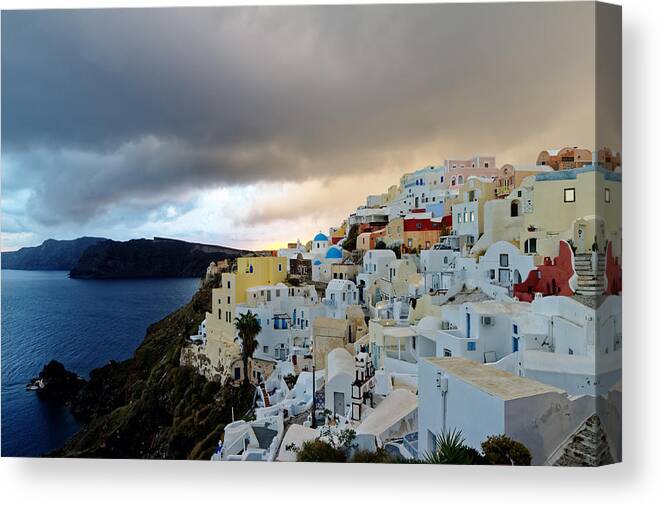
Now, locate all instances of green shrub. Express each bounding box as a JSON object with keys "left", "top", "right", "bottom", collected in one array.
[
  {"left": 481, "top": 434, "right": 532, "bottom": 465},
  {"left": 295, "top": 439, "right": 346, "bottom": 463},
  {"left": 350, "top": 448, "right": 402, "bottom": 463}
]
